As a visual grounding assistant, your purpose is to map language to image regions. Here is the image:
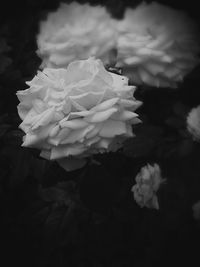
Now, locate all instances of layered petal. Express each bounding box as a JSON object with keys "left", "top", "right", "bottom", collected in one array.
[{"left": 17, "top": 58, "right": 141, "bottom": 171}]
